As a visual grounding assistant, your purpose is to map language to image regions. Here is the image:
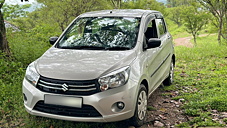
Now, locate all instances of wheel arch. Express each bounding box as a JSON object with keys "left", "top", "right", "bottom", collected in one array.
[
  {"left": 172, "top": 54, "right": 176, "bottom": 66},
  {"left": 140, "top": 79, "right": 148, "bottom": 94}
]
